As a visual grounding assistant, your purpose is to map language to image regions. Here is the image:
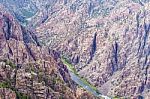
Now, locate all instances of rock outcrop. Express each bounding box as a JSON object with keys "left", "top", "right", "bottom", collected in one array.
[
  {"left": 33, "top": 0, "right": 150, "bottom": 98},
  {"left": 0, "top": 5, "right": 97, "bottom": 99},
  {"left": 0, "top": 0, "right": 149, "bottom": 98}
]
